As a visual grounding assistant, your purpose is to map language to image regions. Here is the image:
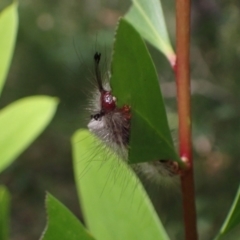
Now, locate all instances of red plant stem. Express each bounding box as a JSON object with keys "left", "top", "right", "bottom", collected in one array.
[{"left": 175, "top": 0, "right": 198, "bottom": 239}]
